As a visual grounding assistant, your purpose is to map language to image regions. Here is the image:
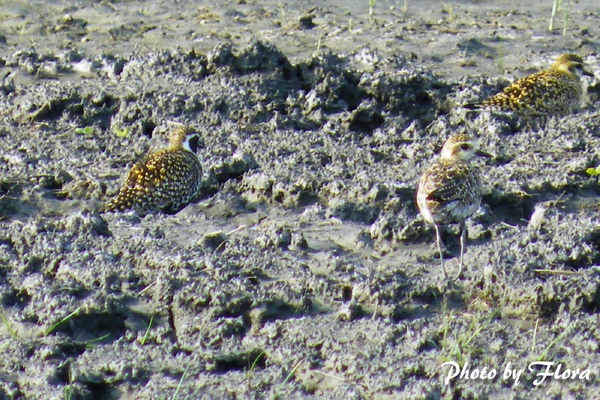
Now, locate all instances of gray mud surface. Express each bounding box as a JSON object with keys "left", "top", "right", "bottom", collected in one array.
[{"left": 1, "top": 1, "right": 600, "bottom": 399}]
